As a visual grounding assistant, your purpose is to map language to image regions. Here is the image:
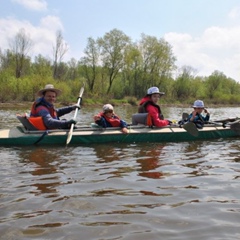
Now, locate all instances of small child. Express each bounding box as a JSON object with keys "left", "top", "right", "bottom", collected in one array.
[
  {"left": 93, "top": 104, "right": 128, "bottom": 134},
  {"left": 188, "top": 100, "right": 210, "bottom": 128}
]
